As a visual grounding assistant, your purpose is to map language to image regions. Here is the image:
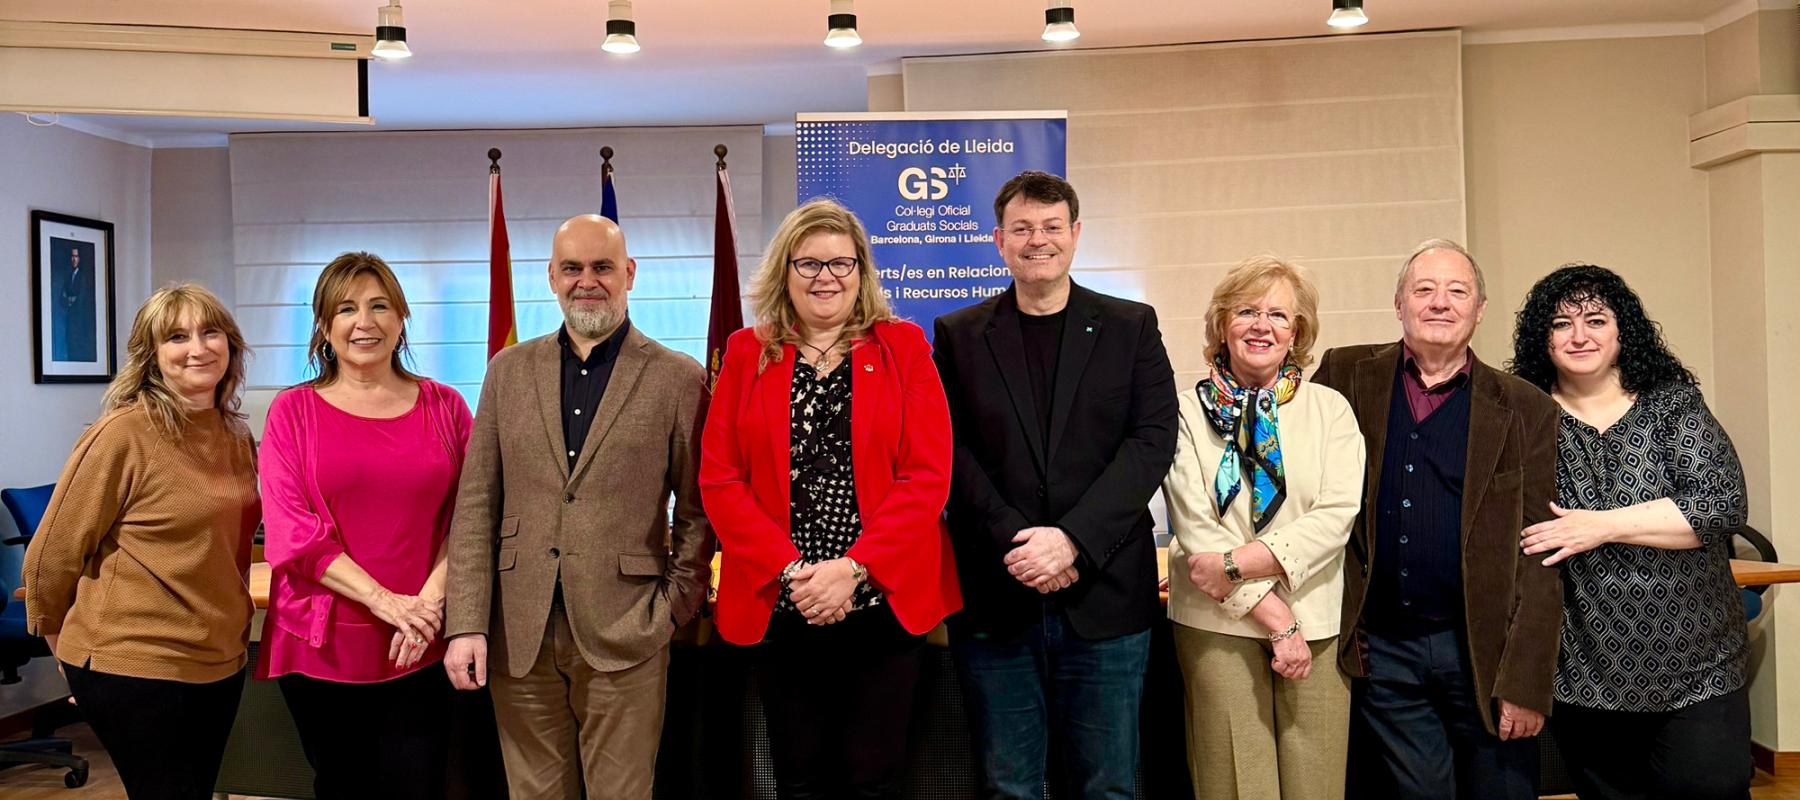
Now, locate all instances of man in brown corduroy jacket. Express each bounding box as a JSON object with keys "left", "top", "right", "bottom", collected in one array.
[{"left": 1313, "top": 238, "right": 1561, "bottom": 800}]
